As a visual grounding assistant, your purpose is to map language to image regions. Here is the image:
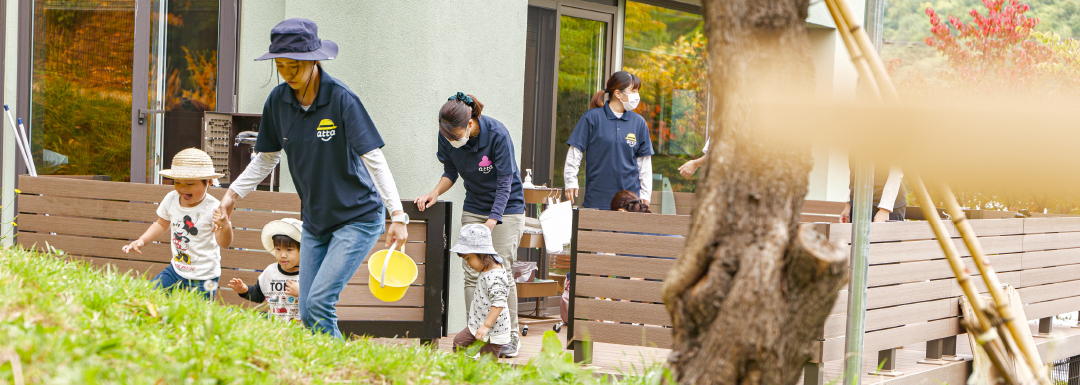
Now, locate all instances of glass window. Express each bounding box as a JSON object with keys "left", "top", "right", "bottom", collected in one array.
[
  {"left": 554, "top": 15, "right": 609, "bottom": 190},
  {"left": 623, "top": 1, "right": 708, "bottom": 192},
  {"left": 31, "top": 0, "right": 136, "bottom": 181}
]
